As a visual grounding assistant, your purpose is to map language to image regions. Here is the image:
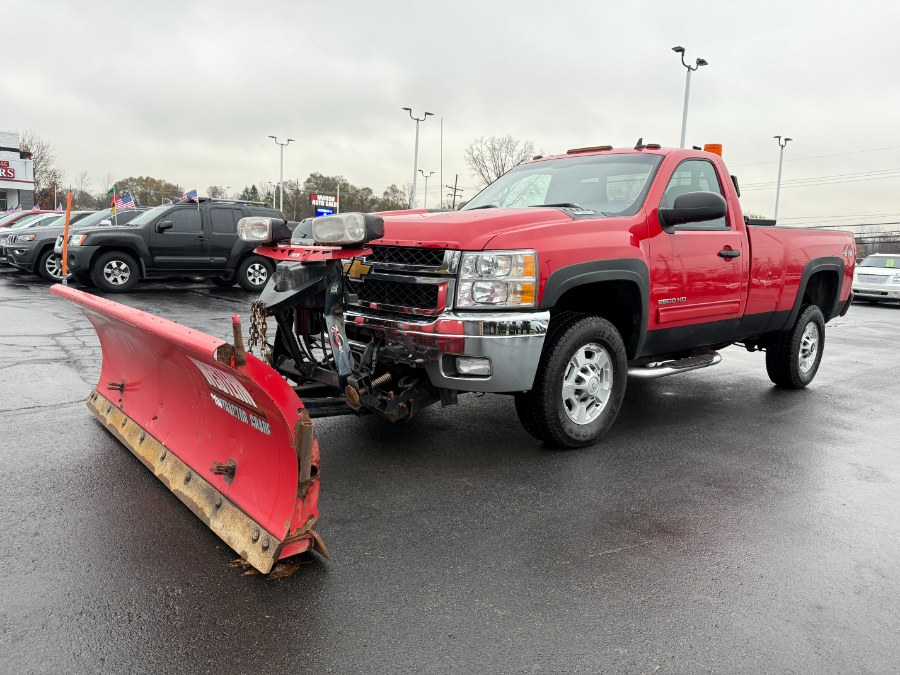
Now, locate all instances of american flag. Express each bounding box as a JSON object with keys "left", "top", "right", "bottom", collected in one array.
[
  {"left": 114, "top": 194, "right": 136, "bottom": 210},
  {"left": 30, "top": 204, "right": 40, "bottom": 212},
  {"left": 180, "top": 189, "right": 198, "bottom": 203}
]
